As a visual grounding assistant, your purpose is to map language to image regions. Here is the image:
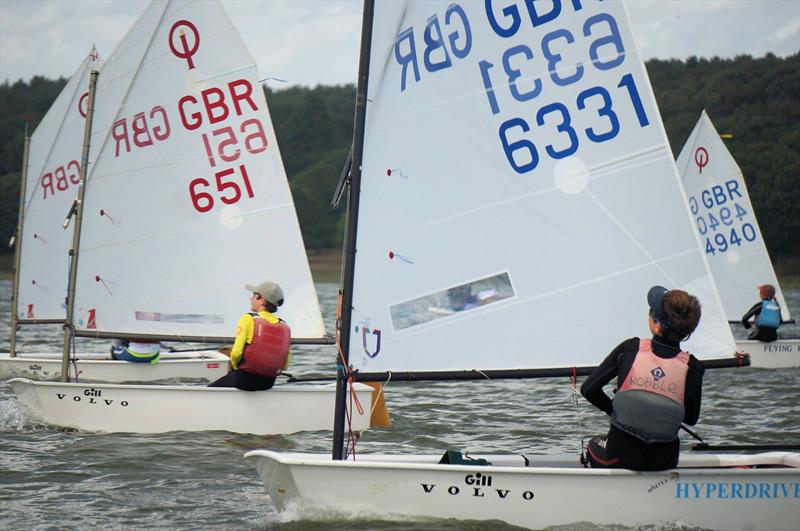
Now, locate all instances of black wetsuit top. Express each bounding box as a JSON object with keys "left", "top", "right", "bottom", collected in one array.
[
  {"left": 741, "top": 301, "right": 780, "bottom": 342},
  {"left": 581, "top": 336, "right": 704, "bottom": 470}
]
